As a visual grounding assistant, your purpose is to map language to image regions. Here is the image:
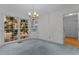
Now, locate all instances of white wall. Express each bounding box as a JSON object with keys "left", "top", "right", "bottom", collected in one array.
[
  {"left": 38, "top": 12, "right": 64, "bottom": 44},
  {"left": 38, "top": 15, "right": 50, "bottom": 40},
  {"left": 49, "top": 12, "right": 64, "bottom": 44}
]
